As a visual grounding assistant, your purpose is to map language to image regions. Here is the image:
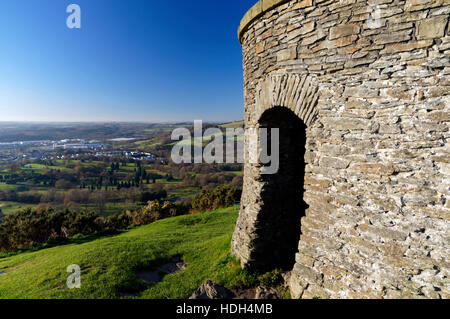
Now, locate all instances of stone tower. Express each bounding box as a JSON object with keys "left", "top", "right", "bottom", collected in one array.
[{"left": 232, "top": 0, "right": 449, "bottom": 299}]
